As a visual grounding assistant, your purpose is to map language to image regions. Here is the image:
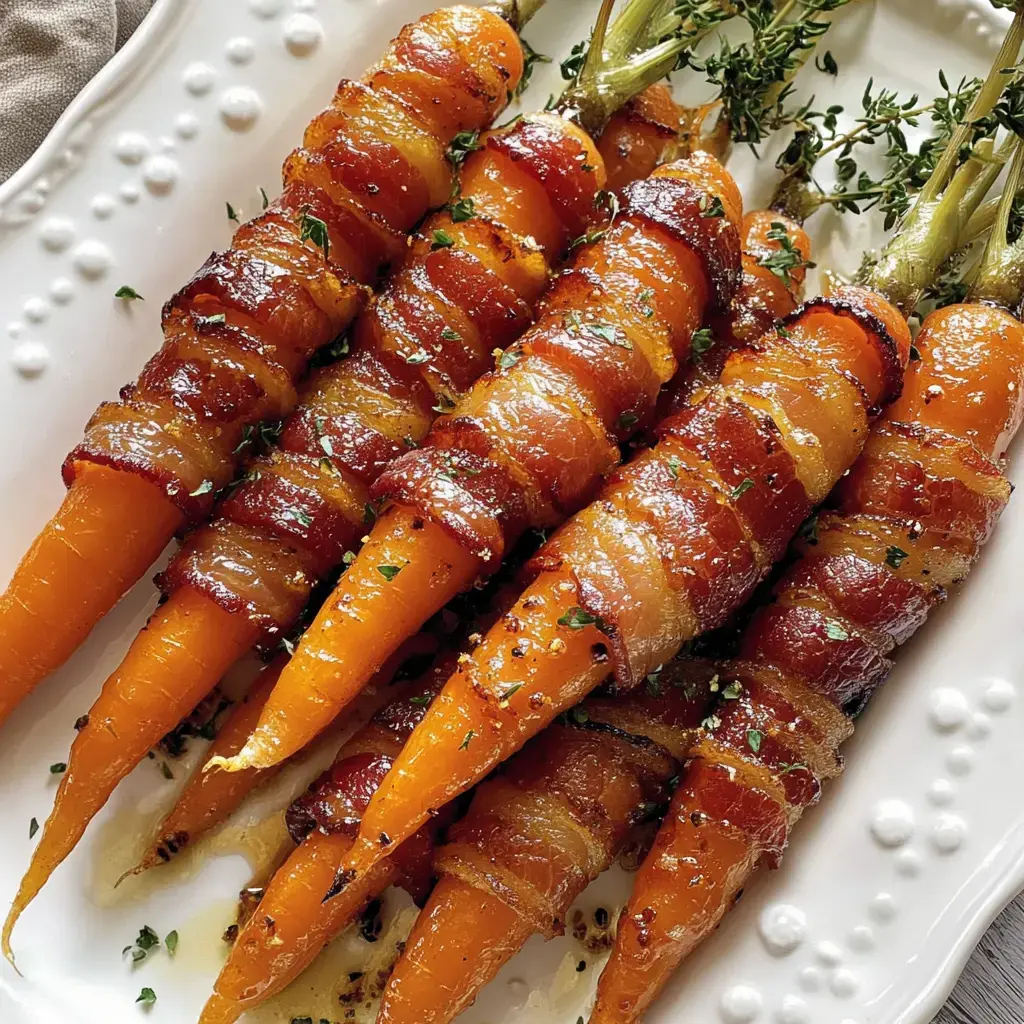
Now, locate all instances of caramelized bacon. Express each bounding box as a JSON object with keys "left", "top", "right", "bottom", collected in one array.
[
  {"left": 376, "top": 661, "right": 716, "bottom": 1024},
  {"left": 535, "top": 285, "right": 910, "bottom": 688},
  {"left": 64, "top": 6, "right": 522, "bottom": 521},
  {"left": 161, "top": 105, "right": 686, "bottom": 638},
  {"left": 372, "top": 154, "right": 743, "bottom": 568},
  {"left": 593, "top": 301, "right": 1024, "bottom": 1023}
]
